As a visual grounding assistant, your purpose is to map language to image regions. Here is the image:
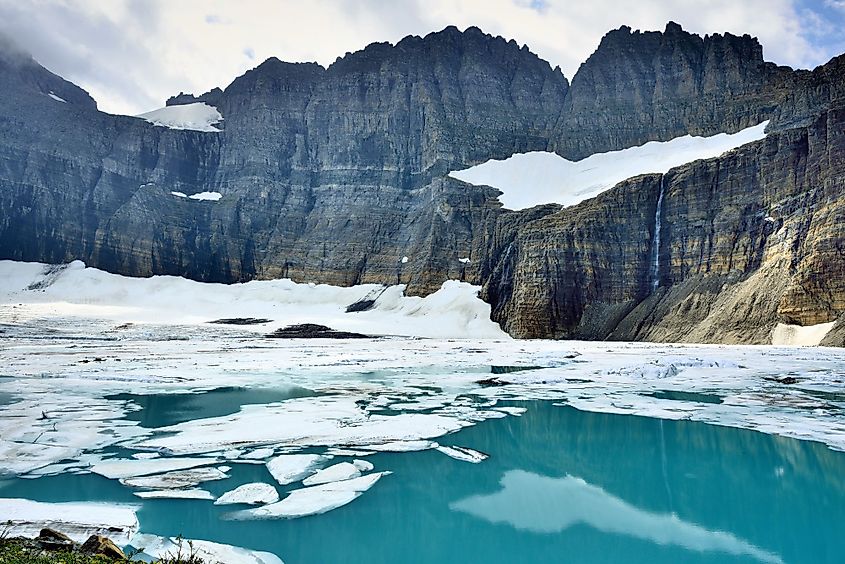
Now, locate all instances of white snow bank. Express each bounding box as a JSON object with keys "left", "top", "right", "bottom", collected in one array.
[
  {"left": 136, "top": 102, "right": 223, "bottom": 132},
  {"left": 0, "top": 260, "right": 507, "bottom": 339},
  {"left": 0, "top": 499, "right": 139, "bottom": 544},
  {"left": 131, "top": 533, "right": 283, "bottom": 564},
  {"left": 47, "top": 91, "right": 67, "bottom": 103},
  {"left": 230, "top": 472, "right": 390, "bottom": 520},
  {"left": 215, "top": 482, "right": 280, "bottom": 505},
  {"left": 450, "top": 121, "right": 768, "bottom": 210},
  {"left": 771, "top": 321, "right": 836, "bottom": 346}
]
